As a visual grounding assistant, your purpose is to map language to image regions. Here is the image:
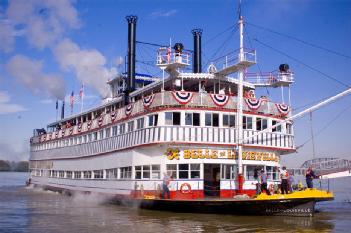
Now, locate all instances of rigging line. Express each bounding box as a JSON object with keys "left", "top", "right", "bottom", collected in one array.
[
  {"left": 136, "top": 40, "right": 193, "bottom": 52},
  {"left": 246, "top": 22, "right": 351, "bottom": 60},
  {"left": 296, "top": 103, "right": 351, "bottom": 150},
  {"left": 205, "top": 27, "right": 237, "bottom": 68},
  {"left": 254, "top": 38, "right": 350, "bottom": 88},
  {"left": 203, "top": 24, "right": 237, "bottom": 46},
  {"left": 244, "top": 31, "right": 270, "bottom": 96},
  {"left": 136, "top": 46, "right": 152, "bottom": 75}
]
